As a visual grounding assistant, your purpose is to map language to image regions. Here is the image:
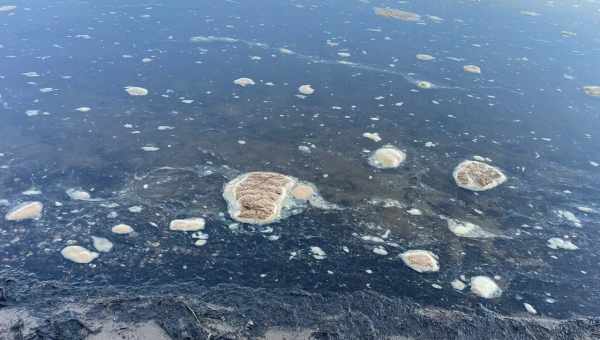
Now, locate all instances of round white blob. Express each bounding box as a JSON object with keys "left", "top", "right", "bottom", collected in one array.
[
  {"left": 298, "top": 84, "right": 315, "bottom": 95},
  {"left": 368, "top": 146, "right": 406, "bottom": 169},
  {"left": 470, "top": 276, "right": 503, "bottom": 299},
  {"left": 453, "top": 160, "right": 507, "bottom": 191}
]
